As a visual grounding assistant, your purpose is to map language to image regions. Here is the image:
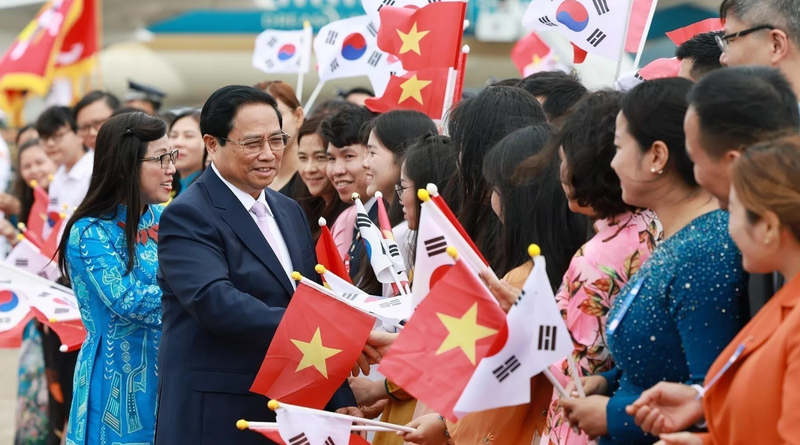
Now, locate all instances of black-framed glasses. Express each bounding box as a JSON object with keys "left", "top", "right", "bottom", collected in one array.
[
  {"left": 140, "top": 149, "right": 179, "bottom": 169},
  {"left": 716, "top": 25, "right": 775, "bottom": 52},
  {"left": 394, "top": 183, "right": 412, "bottom": 200},
  {"left": 217, "top": 132, "right": 290, "bottom": 155}
]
